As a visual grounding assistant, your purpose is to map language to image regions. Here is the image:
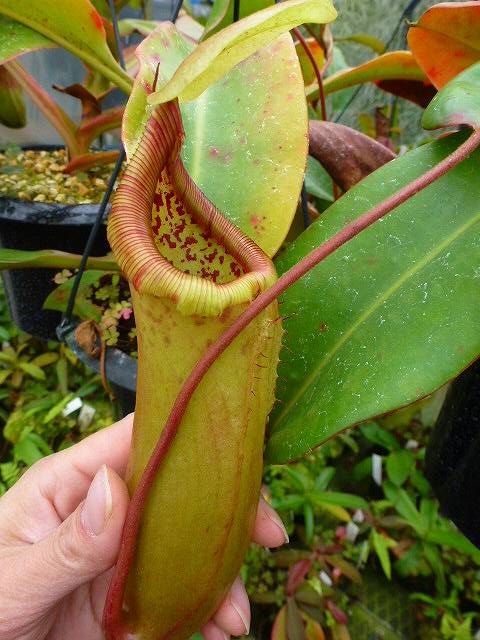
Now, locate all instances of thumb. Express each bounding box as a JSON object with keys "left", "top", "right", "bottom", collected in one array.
[{"left": 25, "top": 465, "right": 129, "bottom": 606}]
